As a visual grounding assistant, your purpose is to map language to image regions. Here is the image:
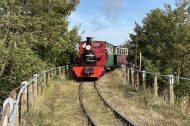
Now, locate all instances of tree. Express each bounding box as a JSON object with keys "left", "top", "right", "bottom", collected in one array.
[
  {"left": 127, "top": 2, "right": 190, "bottom": 97},
  {"left": 0, "top": 0, "right": 81, "bottom": 104}
]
